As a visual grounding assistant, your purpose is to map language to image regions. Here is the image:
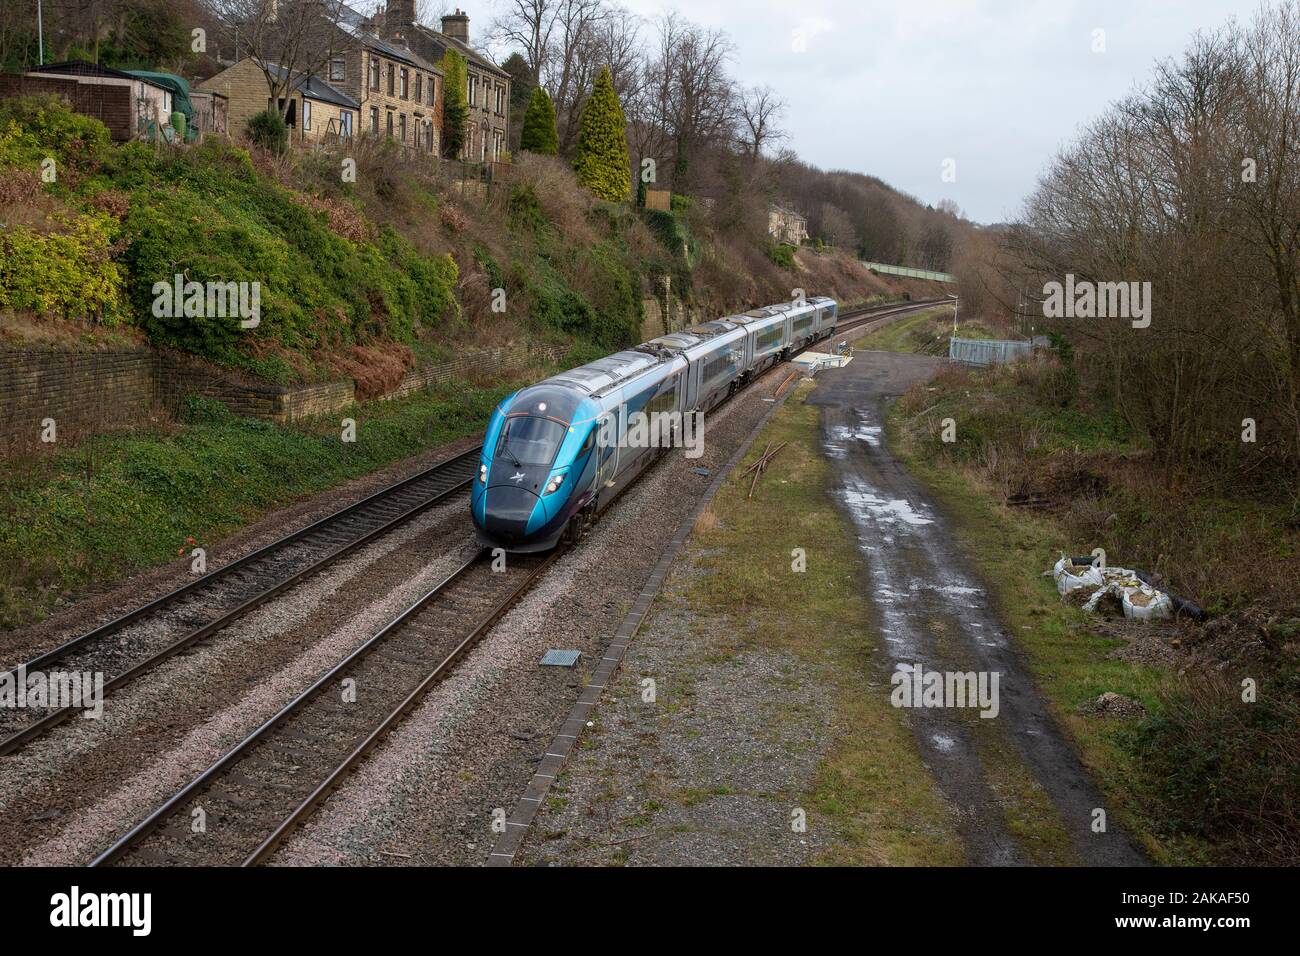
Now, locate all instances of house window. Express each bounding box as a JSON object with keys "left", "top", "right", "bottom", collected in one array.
[
  {"left": 330, "top": 57, "right": 345, "bottom": 82},
  {"left": 370, "top": 106, "right": 379, "bottom": 133},
  {"left": 428, "top": 75, "right": 436, "bottom": 106},
  {"left": 386, "top": 110, "right": 394, "bottom": 137},
  {"left": 496, "top": 86, "right": 503, "bottom": 114},
  {"left": 468, "top": 75, "right": 476, "bottom": 106},
  {"left": 413, "top": 114, "right": 421, "bottom": 149},
  {"left": 368, "top": 56, "right": 379, "bottom": 90},
  {"left": 387, "top": 63, "right": 395, "bottom": 95},
  {"left": 415, "top": 74, "right": 422, "bottom": 102},
  {"left": 340, "top": 110, "right": 353, "bottom": 137},
  {"left": 398, "top": 113, "right": 407, "bottom": 143},
  {"left": 400, "top": 68, "right": 408, "bottom": 99},
  {"left": 302, "top": 99, "right": 311, "bottom": 131}
]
